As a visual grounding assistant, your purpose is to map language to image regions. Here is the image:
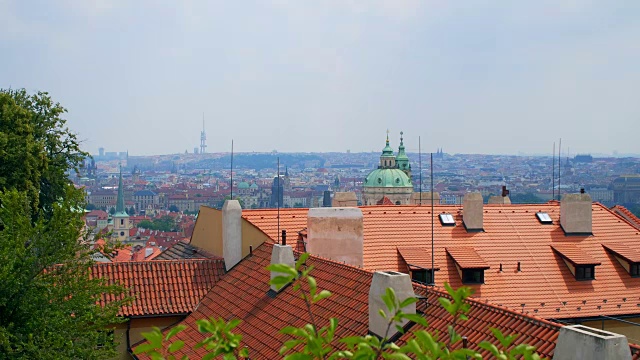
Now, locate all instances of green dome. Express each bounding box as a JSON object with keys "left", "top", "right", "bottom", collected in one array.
[
  {"left": 250, "top": 183, "right": 259, "bottom": 189},
  {"left": 364, "top": 168, "right": 412, "bottom": 188},
  {"left": 238, "top": 182, "right": 250, "bottom": 189}
]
